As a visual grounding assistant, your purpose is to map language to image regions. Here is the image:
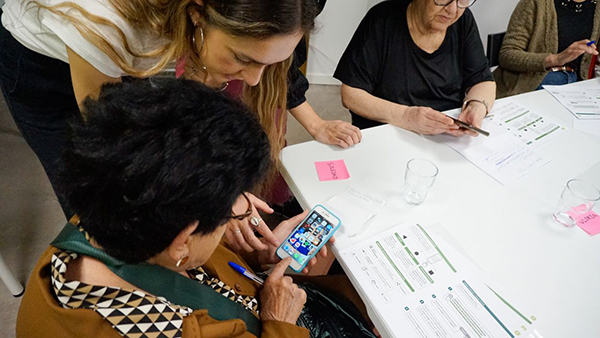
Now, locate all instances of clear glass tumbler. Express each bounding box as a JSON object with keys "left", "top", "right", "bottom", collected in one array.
[
  {"left": 403, "top": 158, "right": 439, "bottom": 205},
  {"left": 552, "top": 179, "right": 600, "bottom": 227}
]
